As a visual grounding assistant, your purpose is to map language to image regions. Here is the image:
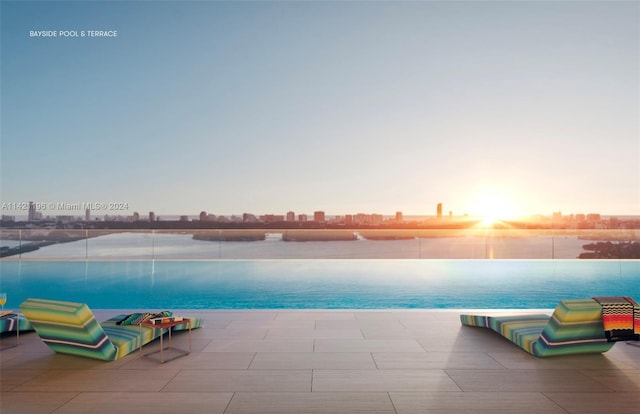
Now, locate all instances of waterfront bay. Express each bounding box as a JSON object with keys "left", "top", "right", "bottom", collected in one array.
[{"left": 2, "top": 231, "right": 592, "bottom": 260}]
